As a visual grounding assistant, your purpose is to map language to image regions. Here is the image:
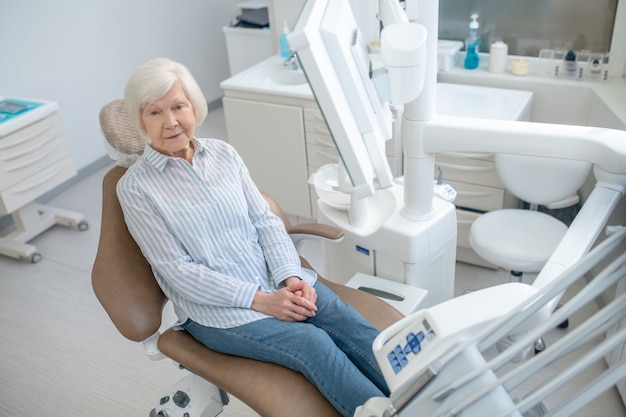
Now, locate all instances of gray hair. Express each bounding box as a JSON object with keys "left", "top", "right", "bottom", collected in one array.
[{"left": 124, "top": 58, "right": 208, "bottom": 140}]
